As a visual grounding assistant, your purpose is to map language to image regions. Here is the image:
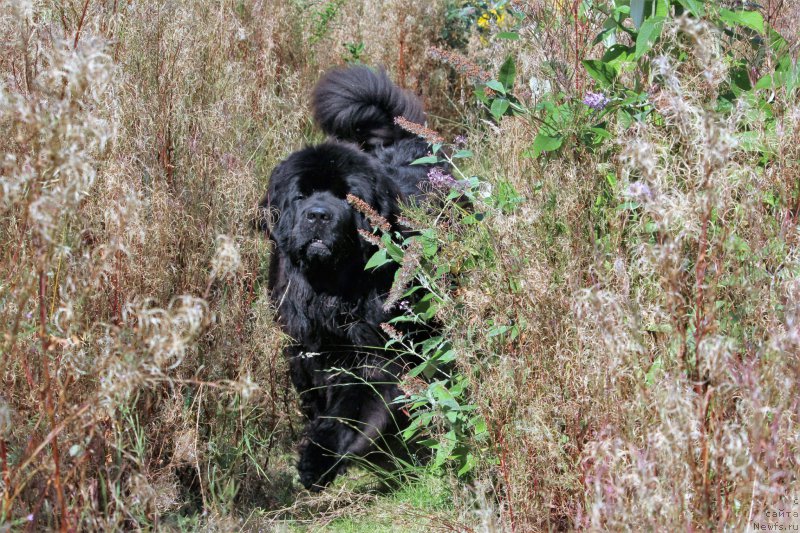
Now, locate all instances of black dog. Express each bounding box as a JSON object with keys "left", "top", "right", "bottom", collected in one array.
[{"left": 257, "top": 67, "right": 438, "bottom": 490}]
